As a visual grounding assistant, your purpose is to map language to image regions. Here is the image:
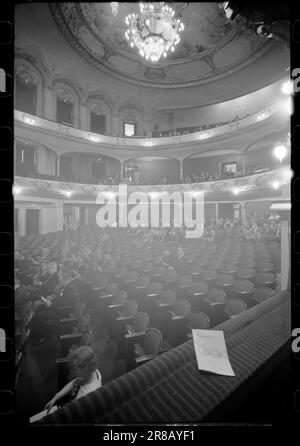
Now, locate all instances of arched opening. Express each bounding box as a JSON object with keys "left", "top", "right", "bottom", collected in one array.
[
  {"left": 59, "top": 152, "right": 121, "bottom": 184},
  {"left": 53, "top": 80, "right": 81, "bottom": 128},
  {"left": 182, "top": 149, "right": 240, "bottom": 182},
  {"left": 87, "top": 97, "right": 112, "bottom": 135},
  {"left": 123, "top": 156, "right": 180, "bottom": 184},
  {"left": 15, "top": 63, "right": 42, "bottom": 116}
]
